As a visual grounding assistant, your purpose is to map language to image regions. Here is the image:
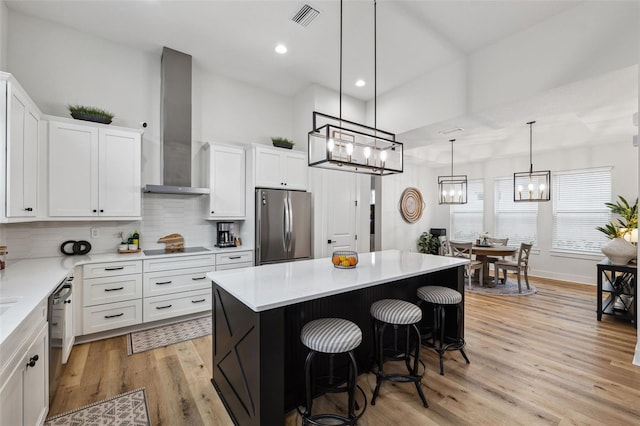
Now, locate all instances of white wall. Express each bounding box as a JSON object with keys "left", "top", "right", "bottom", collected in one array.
[
  {"left": 427, "top": 139, "right": 637, "bottom": 285},
  {"left": 0, "top": 1, "right": 7, "bottom": 71}
]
